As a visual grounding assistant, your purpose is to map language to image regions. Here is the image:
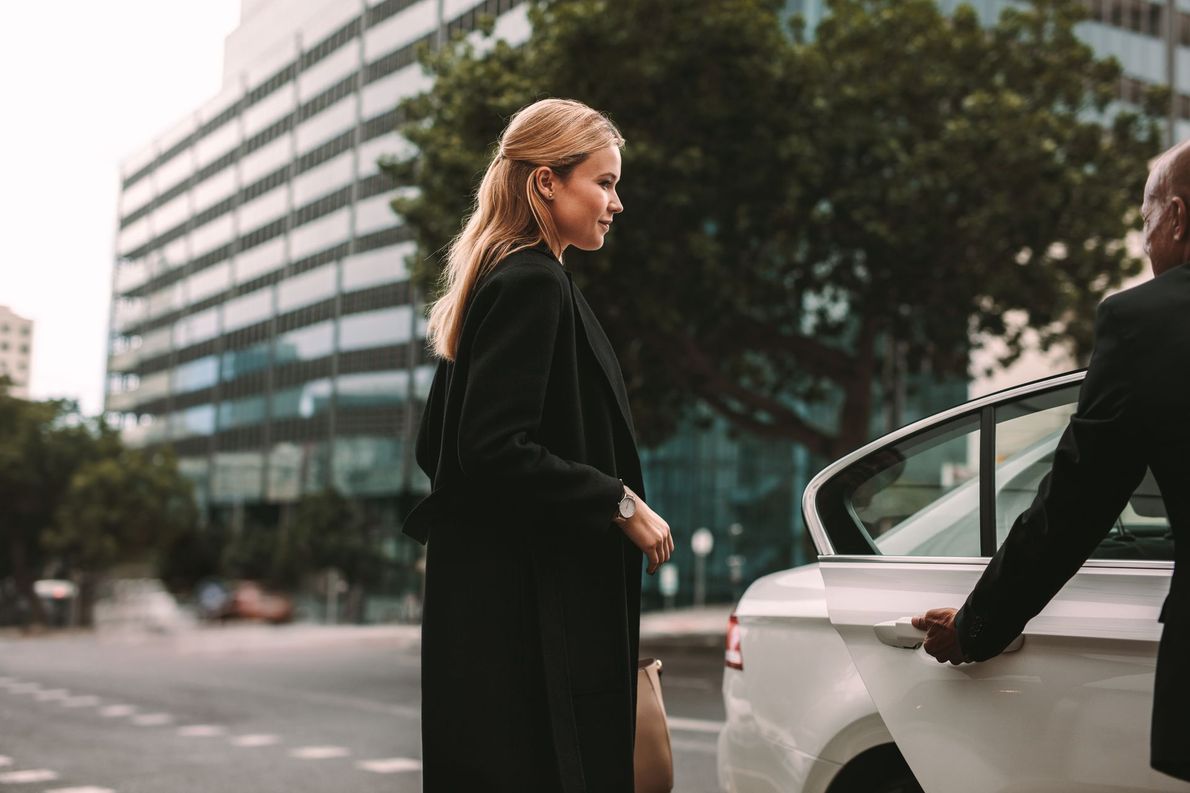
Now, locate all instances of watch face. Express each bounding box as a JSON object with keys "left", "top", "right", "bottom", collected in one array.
[{"left": 619, "top": 497, "right": 636, "bottom": 519}]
